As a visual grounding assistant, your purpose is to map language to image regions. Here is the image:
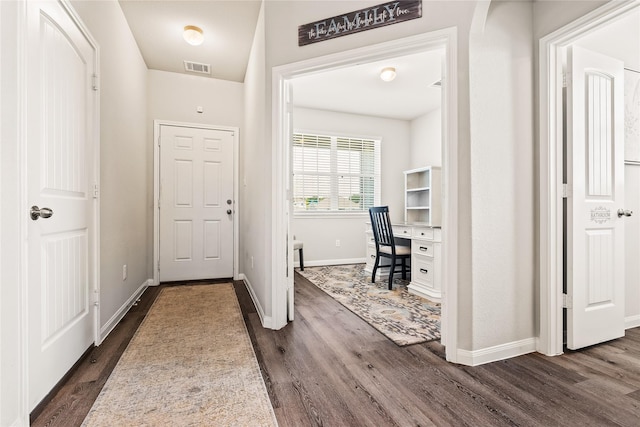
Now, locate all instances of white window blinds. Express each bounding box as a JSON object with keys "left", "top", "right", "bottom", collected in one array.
[{"left": 293, "top": 132, "right": 381, "bottom": 212}]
